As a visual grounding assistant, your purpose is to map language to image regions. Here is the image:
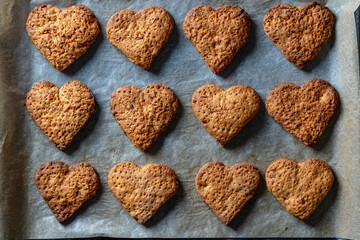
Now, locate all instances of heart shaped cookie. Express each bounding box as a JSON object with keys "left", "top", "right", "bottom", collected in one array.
[
  {"left": 106, "top": 7, "right": 174, "bottom": 70},
  {"left": 35, "top": 161, "right": 99, "bottom": 223},
  {"left": 196, "top": 162, "right": 260, "bottom": 225},
  {"left": 26, "top": 80, "right": 95, "bottom": 151},
  {"left": 26, "top": 5, "right": 100, "bottom": 72},
  {"left": 266, "top": 78, "right": 339, "bottom": 147},
  {"left": 110, "top": 83, "right": 178, "bottom": 151},
  {"left": 263, "top": 2, "right": 334, "bottom": 69},
  {"left": 108, "top": 162, "right": 178, "bottom": 224},
  {"left": 183, "top": 5, "right": 251, "bottom": 75},
  {"left": 192, "top": 84, "right": 260, "bottom": 146},
  {"left": 266, "top": 158, "right": 334, "bottom": 221}
]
